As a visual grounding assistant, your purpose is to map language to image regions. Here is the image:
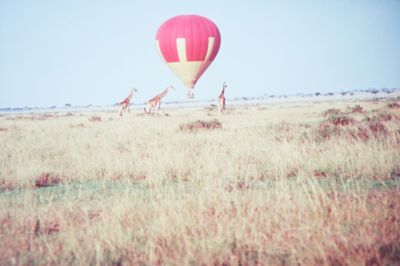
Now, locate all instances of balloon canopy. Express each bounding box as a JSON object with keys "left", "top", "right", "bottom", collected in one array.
[{"left": 156, "top": 15, "right": 221, "bottom": 98}]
